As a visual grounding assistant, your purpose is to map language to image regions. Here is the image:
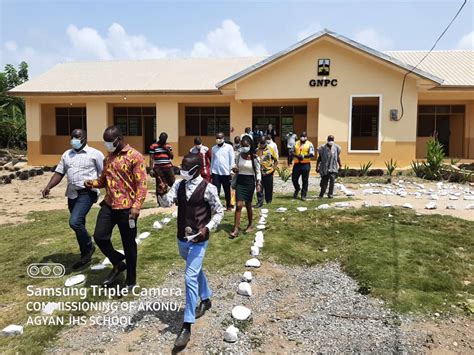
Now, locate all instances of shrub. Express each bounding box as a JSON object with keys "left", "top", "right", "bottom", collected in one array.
[
  {"left": 367, "top": 169, "right": 384, "bottom": 176},
  {"left": 450, "top": 157, "right": 460, "bottom": 165},
  {"left": 411, "top": 160, "right": 424, "bottom": 178},
  {"left": 18, "top": 171, "right": 29, "bottom": 180},
  {"left": 28, "top": 169, "right": 37, "bottom": 177},
  {"left": 385, "top": 159, "right": 398, "bottom": 177},
  {"left": 359, "top": 161, "right": 373, "bottom": 176},
  {"left": 275, "top": 166, "right": 291, "bottom": 183}
]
